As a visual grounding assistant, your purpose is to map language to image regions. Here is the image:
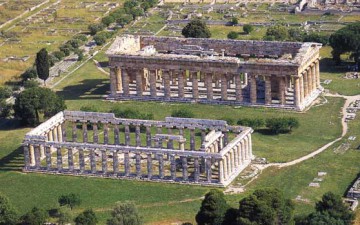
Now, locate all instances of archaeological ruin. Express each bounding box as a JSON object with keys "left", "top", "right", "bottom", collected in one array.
[
  {"left": 22, "top": 111, "right": 253, "bottom": 187},
  {"left": 107, "top": 35, "right": 322, "bottom": 111}
]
